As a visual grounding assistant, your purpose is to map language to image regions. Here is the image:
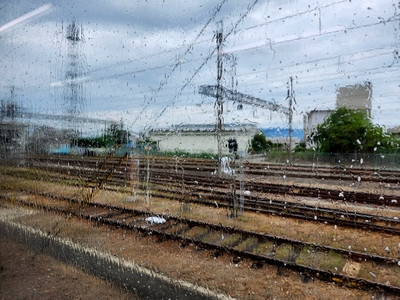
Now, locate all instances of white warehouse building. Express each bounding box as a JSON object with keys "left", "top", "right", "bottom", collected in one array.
[{"left": 149, "top": 124, "right": 258, "bottom": 157}]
